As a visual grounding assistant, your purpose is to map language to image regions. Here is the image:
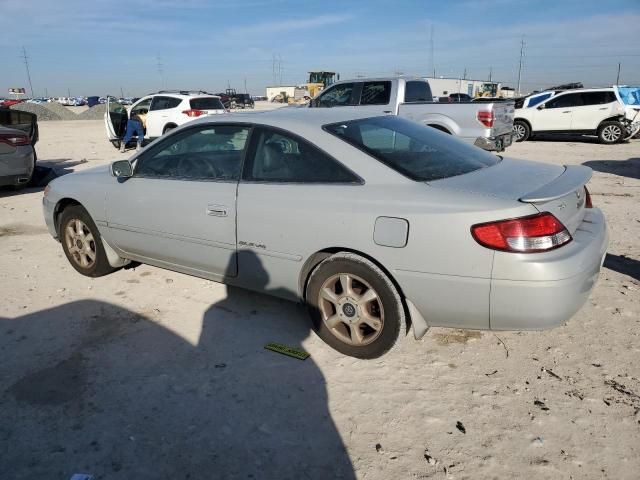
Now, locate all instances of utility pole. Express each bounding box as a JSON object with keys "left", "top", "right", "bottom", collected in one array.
[
  {"left": 430, "top": 24, "right": 435, "bottom": 78},
  {"left": 120, "top": 86, "right": 124, "bottom": 98},
  {"left": 278, "top": 54, "right": 283, "bottom": 85},
  {"left": 156, "top": 56, "right": 165, "bottom": 89},
  {"left": 463, "top": 67, "right": 467, "bottom": 80},
  {"left": 244, "top": 77, "right": 247, "bottom": 93},
  {"left": 616, "top": 62, "right": 621, "bottom": 85},
  {"left": 516, "top": 36, "right": 525, "bottom": 96},
  {"left": 20, "top": 46, "right": 35, "bottom": 98},
  {"left": 488, "top": 66, "right": 492, "bottom": 82}
]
